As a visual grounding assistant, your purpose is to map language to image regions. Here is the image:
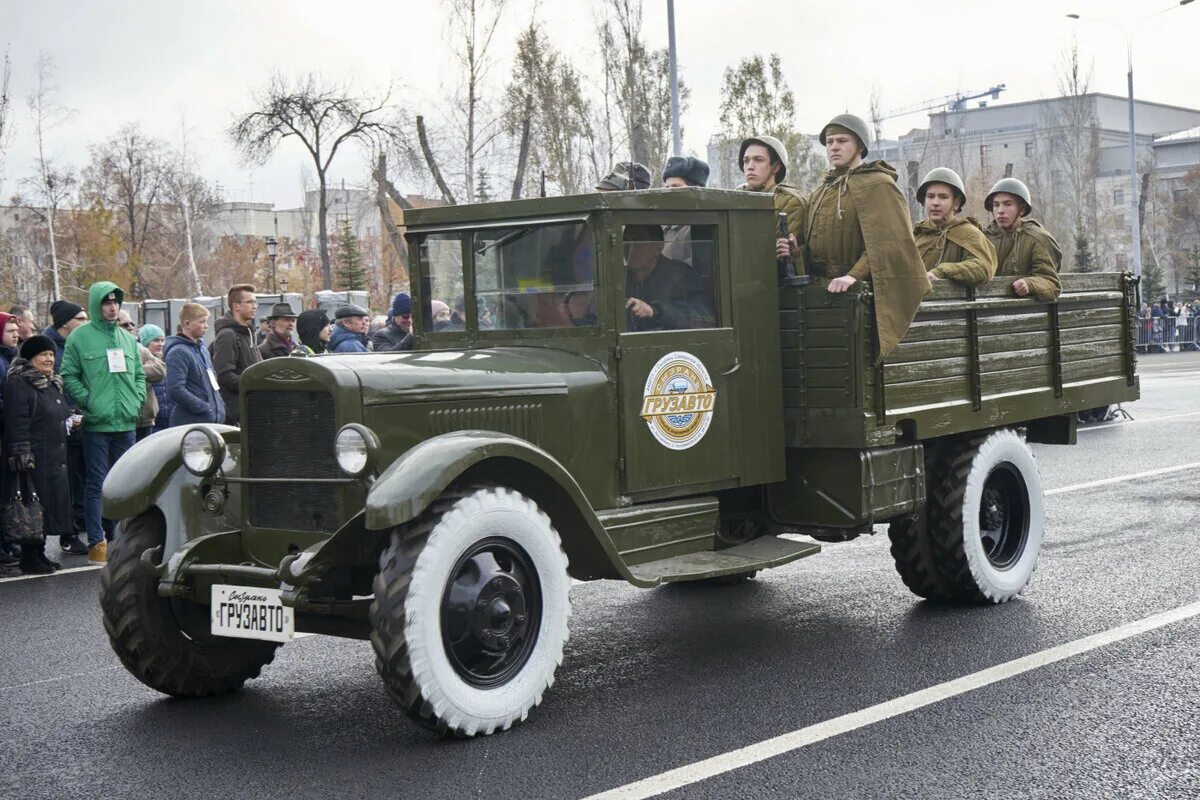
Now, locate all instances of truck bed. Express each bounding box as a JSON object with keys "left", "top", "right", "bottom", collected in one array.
[{"left": 779, "top": 271, "right": 1140, "bottom": 449}]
